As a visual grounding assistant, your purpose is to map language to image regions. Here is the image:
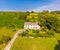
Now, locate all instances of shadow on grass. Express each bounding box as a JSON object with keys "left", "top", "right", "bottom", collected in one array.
[{"left": 55, "top": 40, "right": 60, "bottom": 50}]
